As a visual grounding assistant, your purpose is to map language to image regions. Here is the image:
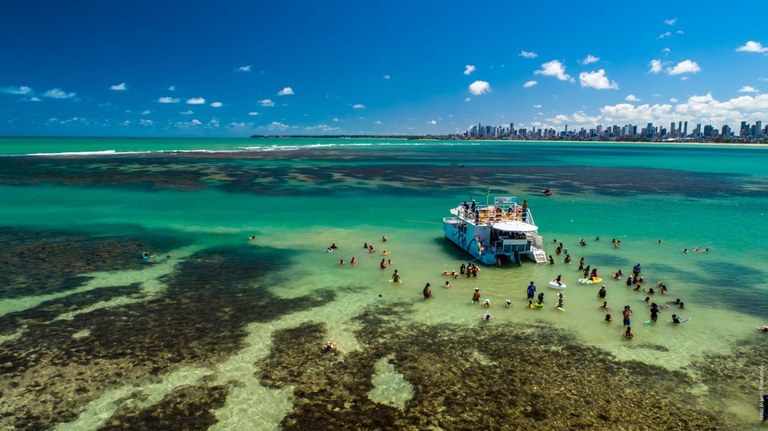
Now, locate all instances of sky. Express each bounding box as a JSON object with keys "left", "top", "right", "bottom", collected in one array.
[{"left": 1, "top": 0, "right": 768, "bottom": 137}]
